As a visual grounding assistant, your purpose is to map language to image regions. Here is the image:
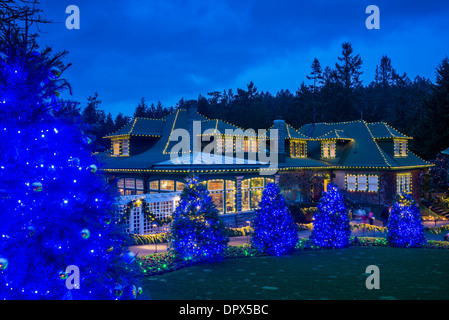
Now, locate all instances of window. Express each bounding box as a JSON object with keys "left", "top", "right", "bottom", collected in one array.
[
  {"left": 346, "top": 174, "right": 379, "bottom": 192},
  {"left": 394, "top": 140, "right": 407, "bottom": 157},
  {"left": 397, "top": 173, "right": 412, "bottom": 193},
  {"left": 122, "top": 139, "right": 129, "bottom": 155},
  {"left": 243, "top": 138, "right": 249, "bottom": 153},
  {"left": 329, "top": 141, "right": 336, "bottom": 158},
  {"left": 117, "top": 178, "right": 144, "bottom": 195},
  {"left": 149, "top": 180, "right": 159, "bottom": 191},
  {"left": 250, "top": 139, "right": 258, "bottom": 153},
  {"left": 225, "top": 137, "right": 234, "bottom": 153},
  {"left": 207, "top": 179, "right": 235, "bottom": 214},
  {"left": 357, "top": 175, "right": 367, "bottom": 191},
  {"left": 113, "top": 140, "right": 121, "bottom": 155},
  {"left": 346, "top": 175, "right": 356, "bottom": 191},
  {"left": 160, "top": 180, "right": 175, "bottom": 191},
  {"left": 368, "top": 176, "right": 378, "bottom": 192},
  {"left": 322, "top": 141, "right": 336, "bottom": 158},
  {"left": 241, "top": 178, "right": 269, "bottom": 212},
  {"left": 176, "top": 182, "right": 185, "bottom": 191},
  {"left": 290, "top": 141, "right": 306, "bottom": 158}
]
